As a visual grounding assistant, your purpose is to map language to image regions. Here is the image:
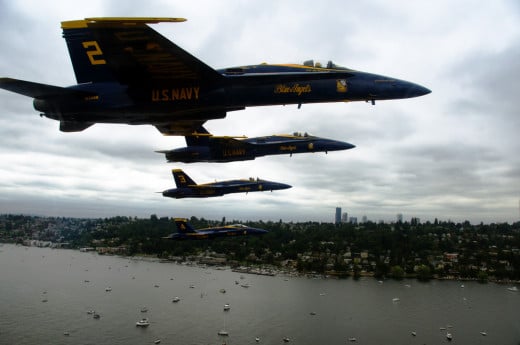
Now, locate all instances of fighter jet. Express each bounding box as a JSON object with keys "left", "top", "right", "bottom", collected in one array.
[
  {"left": 0, "top": 17, "right": 430, "bottom": 135},
  {"left": 162, "top": 169, "right": 291, "bottom": 198},
  {"left": 163, "top": 218, "right": 268, "bottom": 240},
  {"left": 157, "top": 127, "right": 355, "bottom": 163}
]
